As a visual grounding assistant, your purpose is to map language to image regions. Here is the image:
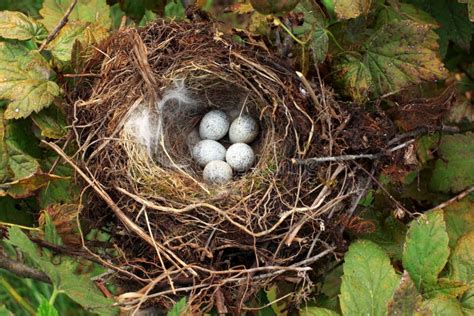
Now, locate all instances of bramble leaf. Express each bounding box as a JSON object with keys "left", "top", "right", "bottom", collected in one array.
[
  {"left": 402, "top": 209, "right": 450, "bottom": 291},
  {"left": 444, "top": 196, "right": 474, "bottom": 248},
  {"left": 406, "top": 0, "right": 474, "bottom": 57},
  {"left": 31, "top": 105, "right": 67, "bottom": 139},
  {"left": 0, "top": 43, "right": 60, "bottom": 119},
  {"left": 7, "top": 227, "right": 117, "bottom": 315},
  {"left": 425, "top": 278, "right": 469, "bottom": 299},
  {"left": 377, "top": 3, "right": 438, "bottom": 27},
  {"left": 46, "top": 21, "right": 108, "bottom": 63},
  {"left": 334, "top": 56, "right": 372, "bottom": 102},
  {"left": 429, "top": 132, "right": 474, "bottom": 193},
  {"left": 333, "top": 0, "right": 372, "bottom": 20},
  {"left": 0, "top": 173, "right": 63, "bottom": 199},
  {"left": 462, "top": 286, "right": 474, "bottom": 314},
  {"left": 167, "top": 297, "right": 187, "bottom": 316},
  {"left": 387, "top": 271, "right": 426, "bottom": 316},
  {"left": 4, "top": 117, "right": 41, "bottom": 180},
  {"left": 39, "top": 0, "right": 112, "bottom": 32},
  {"left": 0, "top": 11, "right": 47, "bottom": 41},
  {"left": 422, "top": 295, "right": 464, "bottom": 316},
  {"left": 0, "top": 109, "right": 9, "bottom": 182},
  {"left": 340, "top": 240, "right": 399, "bottom": 316},
  {"left": 449, "top": 231, "right": 474, "bottom": 284},
  {"left": 37, "top": 298, "right": 59, "bottom": 316},
  {"left": 302, "top": 307, "right": 339, "bottom": 315},
  {"left": 335, "top": 19, "right": 447, "bottom": 101},
  {"left": 309, "top": 27, "right": 329, "bottom": 63}
]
